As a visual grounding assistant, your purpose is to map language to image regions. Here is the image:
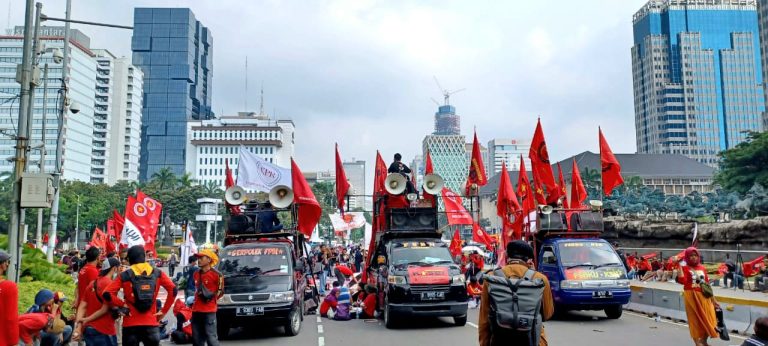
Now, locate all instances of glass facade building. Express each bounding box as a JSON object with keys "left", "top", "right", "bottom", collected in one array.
[
  {"left": 632, "top": 0, "right": 765, "bottom": 167},
  {"left": 132, "top": 8, "right": 213, "bottom": 180}
]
